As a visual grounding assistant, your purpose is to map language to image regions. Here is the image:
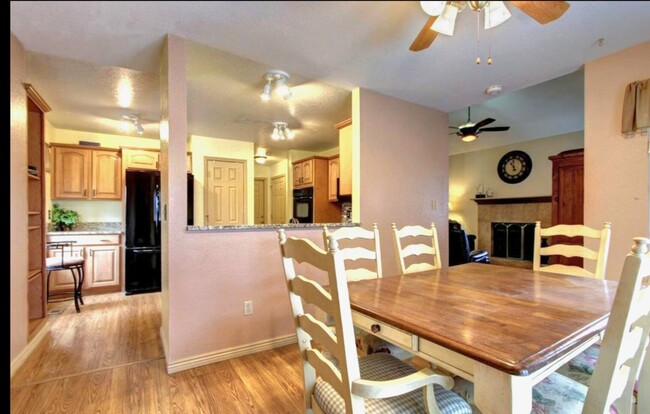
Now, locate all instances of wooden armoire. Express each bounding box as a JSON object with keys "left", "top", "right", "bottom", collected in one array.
[{"left": 548, "top": 148, "right": 584, "bottom": 266}]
